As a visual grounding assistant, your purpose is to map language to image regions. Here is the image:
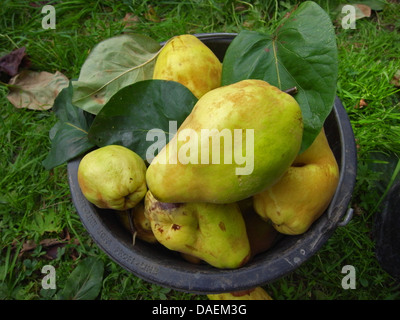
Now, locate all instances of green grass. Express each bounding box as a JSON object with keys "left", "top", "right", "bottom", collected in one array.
[{"left": 1, "top": 0, "right": 400, "bottom": 300}]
